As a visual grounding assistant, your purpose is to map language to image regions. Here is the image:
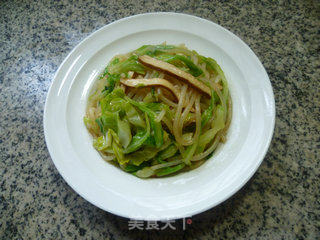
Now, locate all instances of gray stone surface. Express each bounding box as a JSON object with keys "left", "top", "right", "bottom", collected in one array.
[{"left": 0, "top": 0, "right": 319, "bottom": 239}]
